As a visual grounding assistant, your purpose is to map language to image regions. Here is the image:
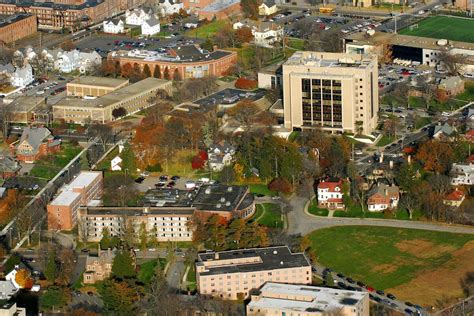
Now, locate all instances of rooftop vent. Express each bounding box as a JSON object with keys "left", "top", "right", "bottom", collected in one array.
[
  {"left": 280, "top": 261, "right": 284, "bottom": 265},
  {"left": 227, "top": 187, "right": 233, "bottom": 192},
  {"left": 216, "top": 203, "right": 222, "bottom": 208},
  {"left": 220, "top": 197, "right": 226, "bottom": 203},
  {"left": 273, "top": 250, "right": 278, "bottom": 255},
  {"left": 205, "top": 188, "right": 211, "bottom": 194},
  {"left": 225, "top": 201, "right": 231, "bottom": 207}
]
